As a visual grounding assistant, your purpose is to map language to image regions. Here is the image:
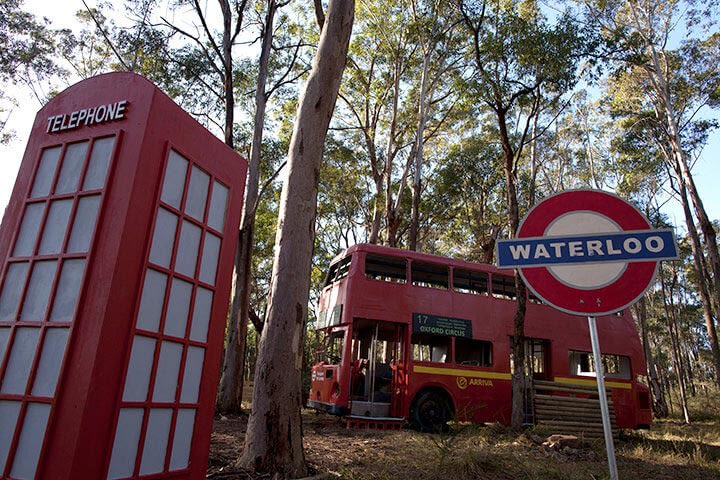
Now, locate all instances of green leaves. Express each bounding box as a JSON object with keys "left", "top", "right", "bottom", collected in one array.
[{"left": 0, "top": 0, "right": 65, "bottom": 87}]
